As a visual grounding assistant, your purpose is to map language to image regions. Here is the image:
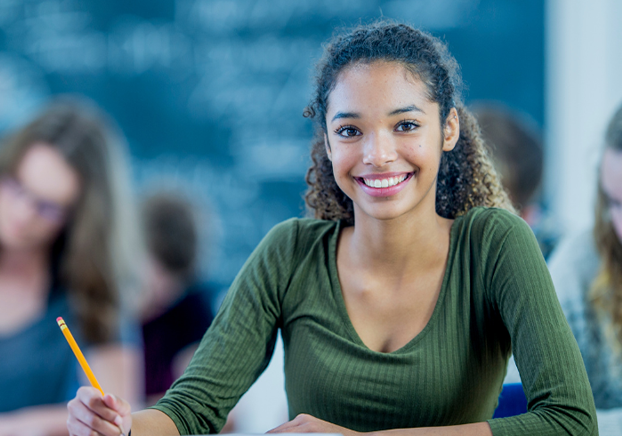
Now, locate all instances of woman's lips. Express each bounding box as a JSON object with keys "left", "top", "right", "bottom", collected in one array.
[{"left": 354, "top": 172, "right": 414, "bottom": 197}]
